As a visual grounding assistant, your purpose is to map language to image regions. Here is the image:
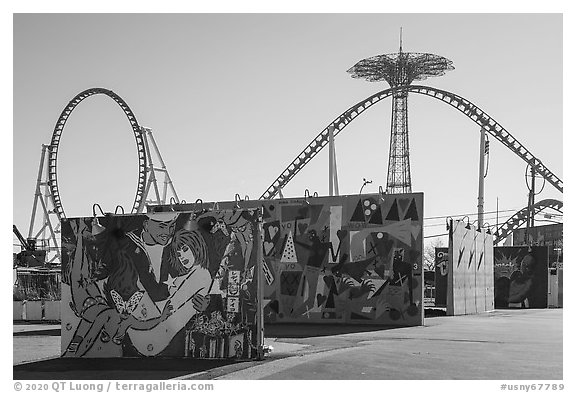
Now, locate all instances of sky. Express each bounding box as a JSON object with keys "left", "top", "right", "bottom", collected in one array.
[{"left": 11, "top": 13, "right": 564, "bottom": 255}]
